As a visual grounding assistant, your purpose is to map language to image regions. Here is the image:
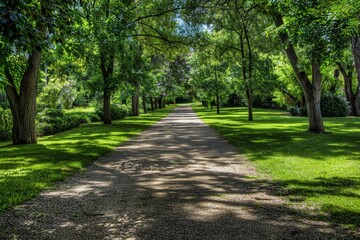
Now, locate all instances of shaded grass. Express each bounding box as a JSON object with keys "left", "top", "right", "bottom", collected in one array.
[
  {"left": 193, "top": 105, "right": 360, "bottom": 228},
  {"left": 0, "top": 106, "right": 175, "bottom": 212}
]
